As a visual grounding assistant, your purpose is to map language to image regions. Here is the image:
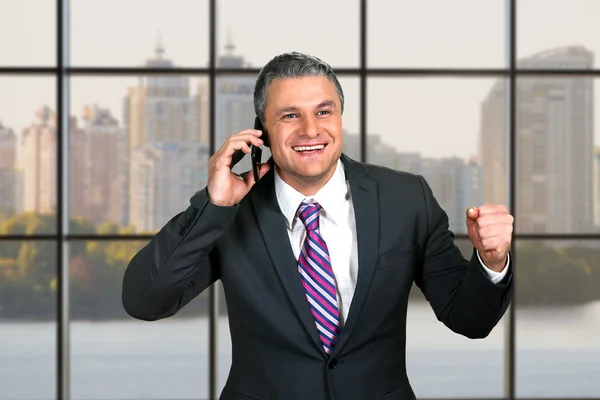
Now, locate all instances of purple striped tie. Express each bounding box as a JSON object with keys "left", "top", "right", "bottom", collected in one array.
[{"left": 297, "top": 201, "right": 340, "bottom": 354}]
